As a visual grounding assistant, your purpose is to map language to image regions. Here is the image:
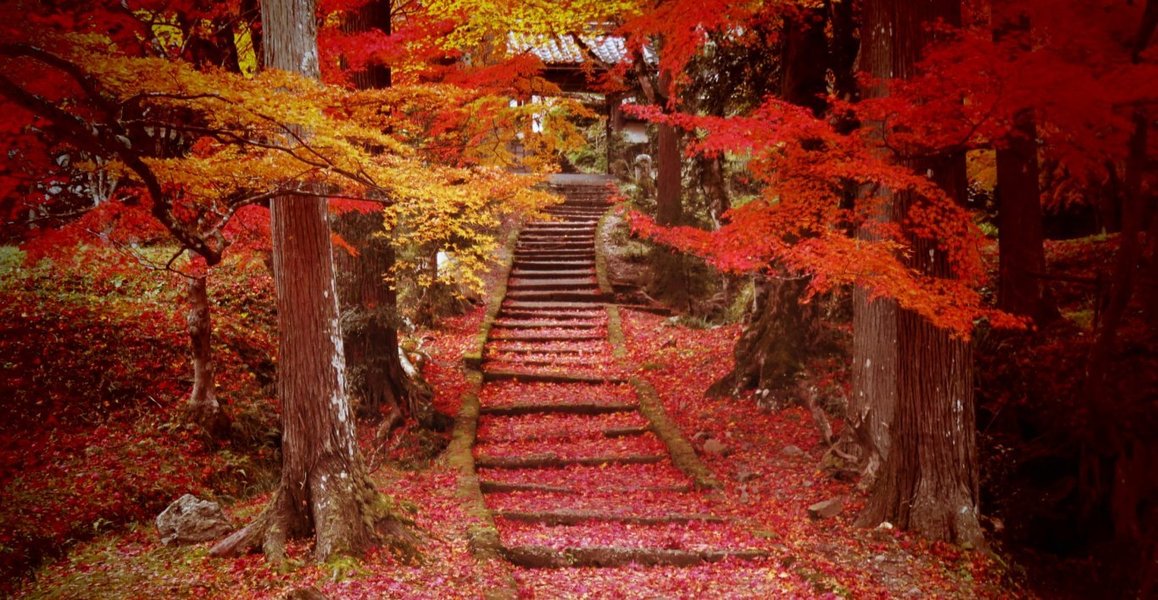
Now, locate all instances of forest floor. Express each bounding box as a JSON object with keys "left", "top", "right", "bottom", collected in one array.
[
  {"left": 8, "top": 305, "right": 1018, "bottom": 599},
  {"left": 3, "top": 182, "right": 1024, "bottom": 598}
]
